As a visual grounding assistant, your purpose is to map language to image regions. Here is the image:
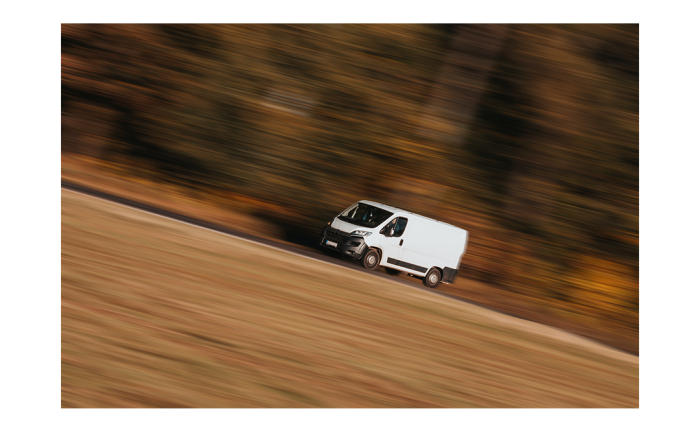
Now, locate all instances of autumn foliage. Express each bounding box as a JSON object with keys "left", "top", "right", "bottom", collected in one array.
[{"left": 62, "top": 24, "right": 638, "bottom": 352}]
